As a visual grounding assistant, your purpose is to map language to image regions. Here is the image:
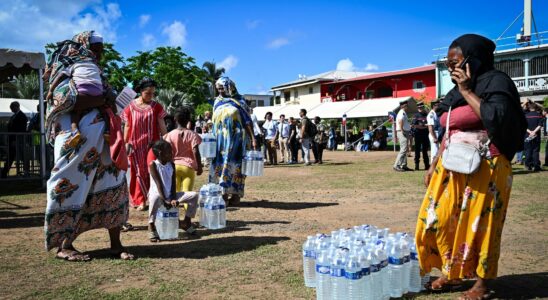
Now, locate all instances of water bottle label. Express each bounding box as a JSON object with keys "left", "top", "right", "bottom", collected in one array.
[
  {"left": 316, "top": 265, "right": 330, "bottom": 275},
  {"left": 388, "top": 257, "right": 404, "bottom": 265},
  {"left": 330, "top": 268, "right": 344, "bottom": 277},
  {"left": 361, "top": 267, "right": 370, "bottom": 276},
  {"left": 203, "top": 138, "right": 216, "bottom": 142},
  {"left": 217, "top": 204, "right": 226, "bottom": 210},
  {"left": 411, "top": 252, "right": 418, "bottom": 260},
  {"left": 303, "top": 250, "right": 315, "bottom": 258},
  {"left": 168, "top": 212, "right": 178, "bottom": 218},
  {"left": 380, "top": 259, "right": 389, "bottom": 268},
  {"left": 370, "top": 264, "right": 380, "bottom": 273},
  {"left": 345, "top": 271, "right": 362, "bottom": 280},
  {"left": 403, "top": 255, "right": 410, "bottom": 263}
]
